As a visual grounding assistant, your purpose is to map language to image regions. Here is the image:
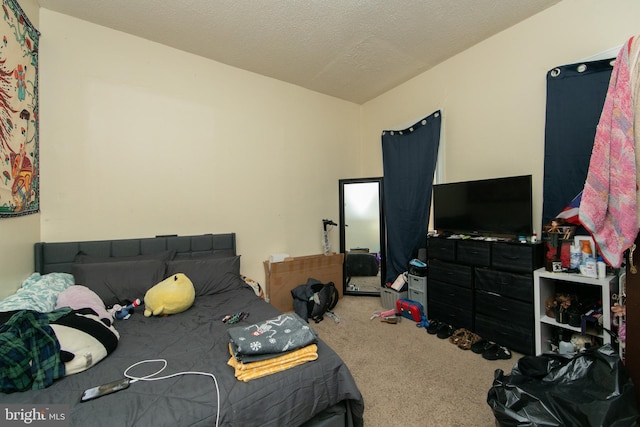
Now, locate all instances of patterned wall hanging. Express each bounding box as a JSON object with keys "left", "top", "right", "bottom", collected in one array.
[{"left": 0, "top": 0, "right": 39, "bottom": 217}]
